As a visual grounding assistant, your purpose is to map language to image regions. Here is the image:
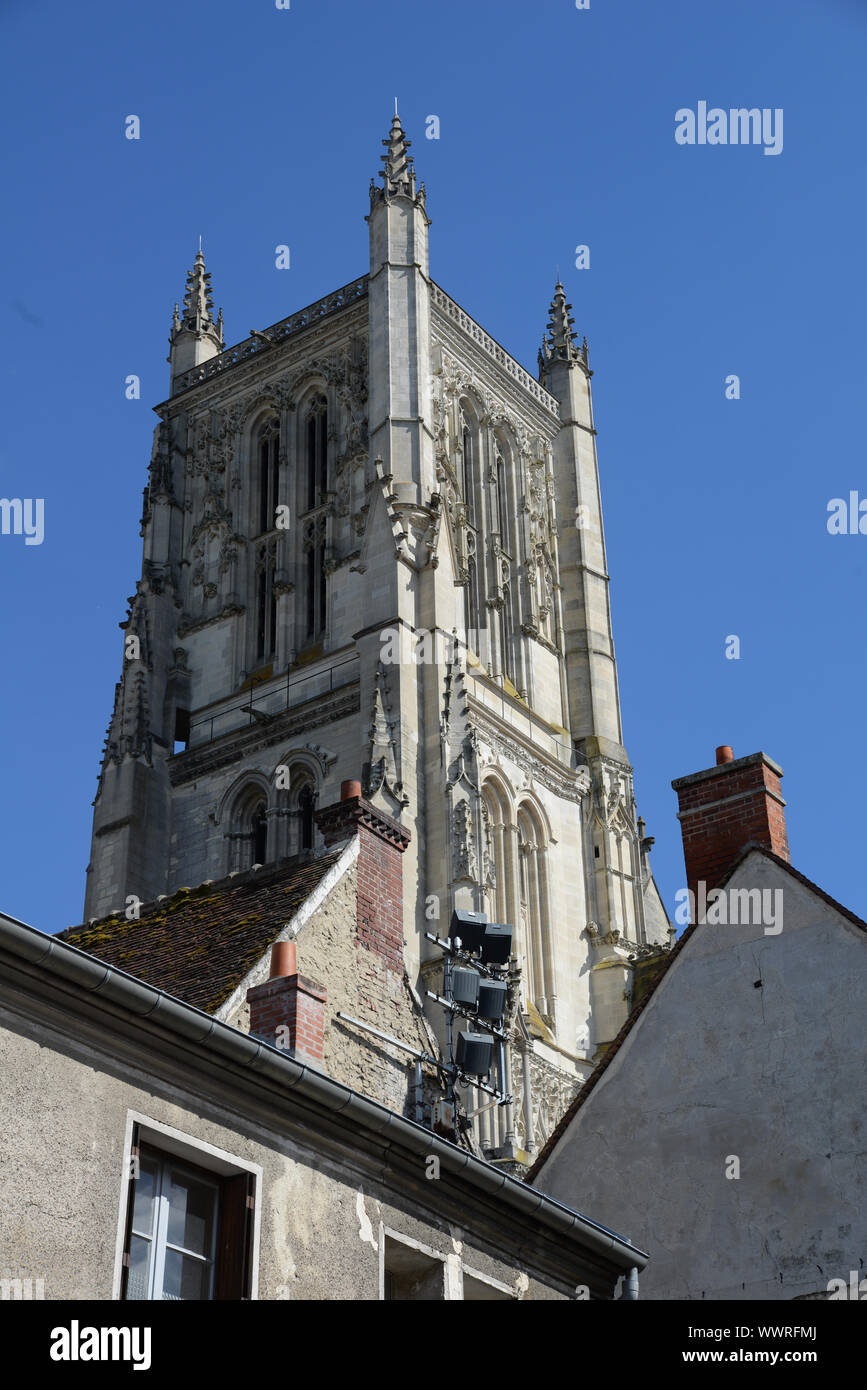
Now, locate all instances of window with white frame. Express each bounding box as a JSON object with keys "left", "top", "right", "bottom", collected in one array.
[
  {"left": 121, "top": 1130, "right": 256, "bottom": 1301},
  {"left": 126, "top": 1149, "right": 219, "bottom": 1300}
]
